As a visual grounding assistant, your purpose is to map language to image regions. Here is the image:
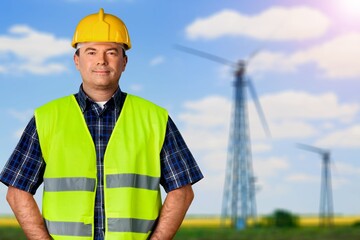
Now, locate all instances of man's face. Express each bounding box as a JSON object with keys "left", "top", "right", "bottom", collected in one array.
[{"left": 74, "top": 42, "right": 127, "bottom": 94}]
